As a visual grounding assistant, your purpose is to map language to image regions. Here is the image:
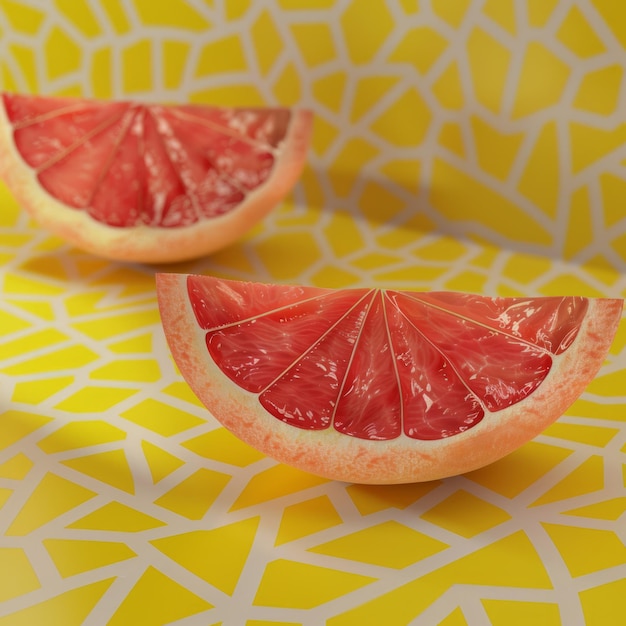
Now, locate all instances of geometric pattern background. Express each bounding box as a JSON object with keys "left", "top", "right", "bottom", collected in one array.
[{"left": 0, "top": 1, "right": 625, "bottom": 624}]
